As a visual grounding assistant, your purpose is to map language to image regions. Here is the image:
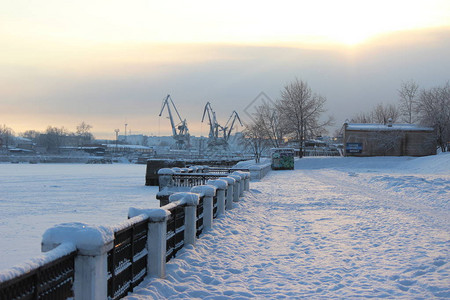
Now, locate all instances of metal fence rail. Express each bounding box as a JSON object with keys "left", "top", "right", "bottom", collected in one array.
[
  {"left": 107, "top": 219, "right": 149, "bottom": 300},
  {"left": 208, "top": 168, "right": 250, "bottom": 174},
  {"left": 213, "top": 195, "right": 218, "bottom": 219},
  {"left": 196, "top": 196, "right": 204, "bottom": 238},
  {"left": 0, "top": 250, "right": 76, "bottom": 300},
  {"left": 166, "top": 205, "right": 186, "bottom": 262},
  {"left": 171, "top": 174, "right": 225, "bottom": 189}
]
